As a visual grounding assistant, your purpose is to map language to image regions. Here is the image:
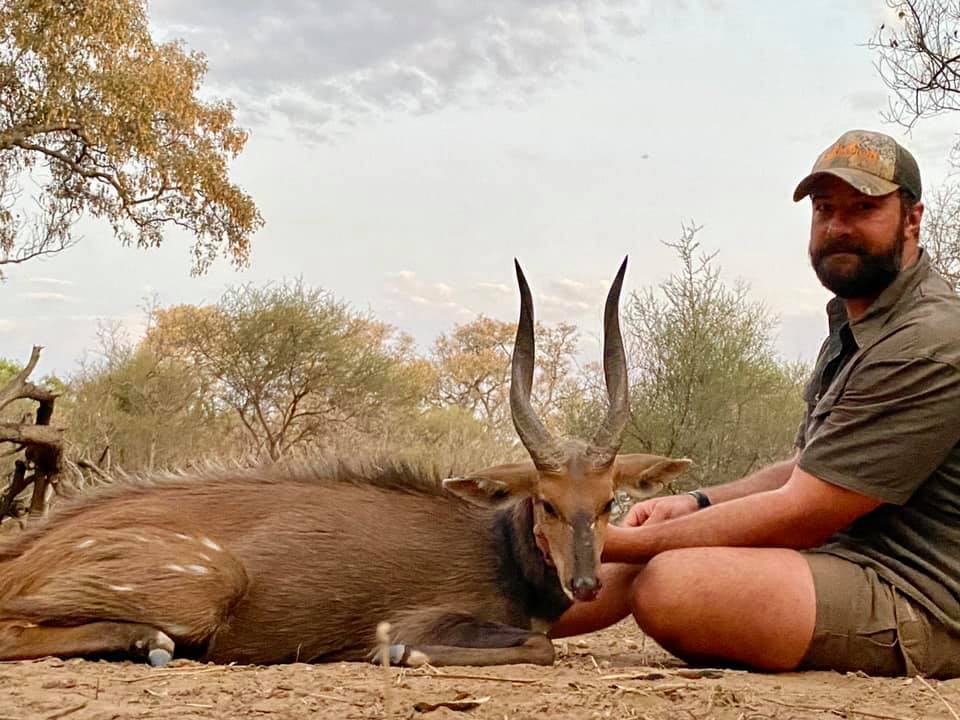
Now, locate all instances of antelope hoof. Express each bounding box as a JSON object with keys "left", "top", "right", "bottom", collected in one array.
[
  {"left": 370, "top": 643, "right": 407, "bottom": 666},
  {"left": 370, "top": 644, "right": 430, "bottom": 667},
  {"left": 148, "top": 648, "right": 173, "bottom": 667},
  {"left": 134, "top": 630, "right": 175, "bottom": 667}
]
